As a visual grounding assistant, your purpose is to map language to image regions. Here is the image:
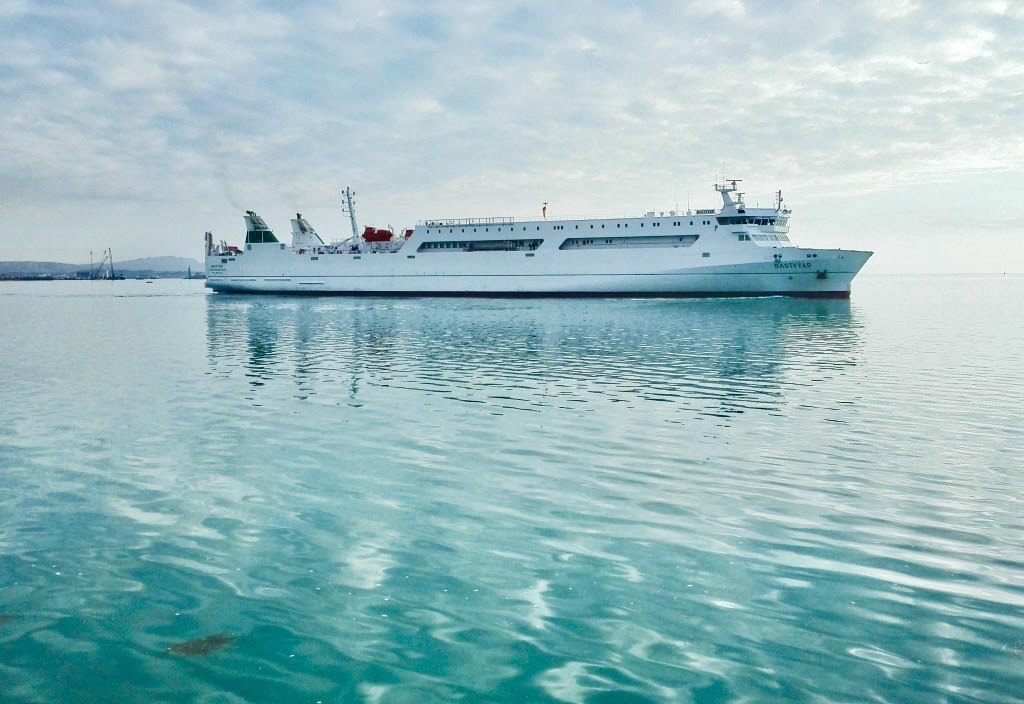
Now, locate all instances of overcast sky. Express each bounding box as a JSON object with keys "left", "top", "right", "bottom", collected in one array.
[{"left": 1, "top": 0, "right": 1022, "bottom": 272}]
